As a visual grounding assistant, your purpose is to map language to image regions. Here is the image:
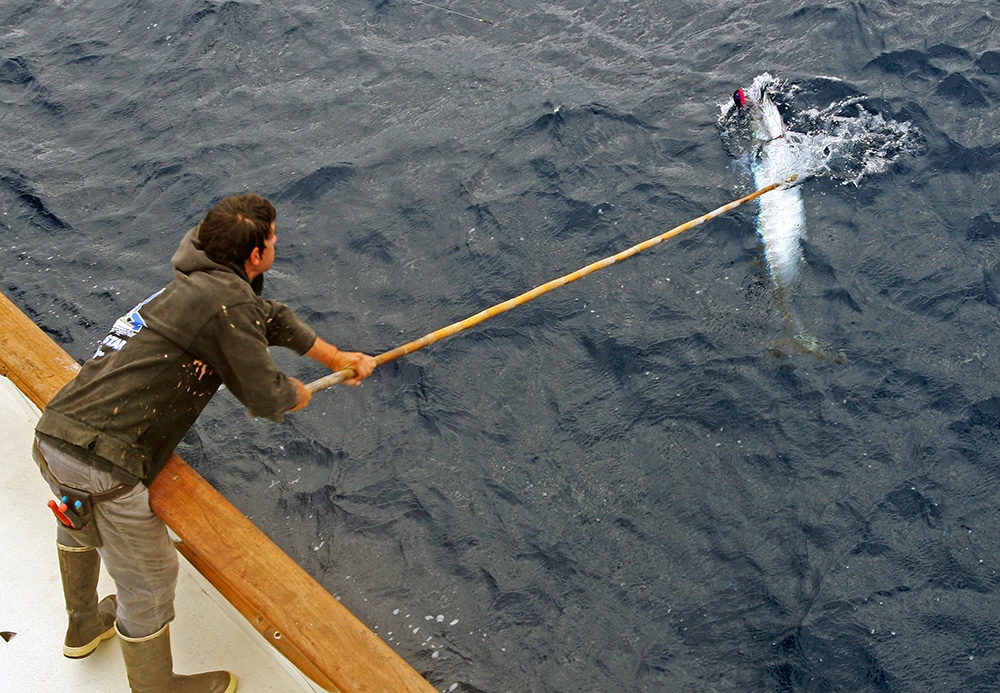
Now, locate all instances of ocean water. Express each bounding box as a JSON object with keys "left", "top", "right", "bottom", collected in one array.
[{"left": 3, "top": 1, "right": 1000, "bottom": 691}]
